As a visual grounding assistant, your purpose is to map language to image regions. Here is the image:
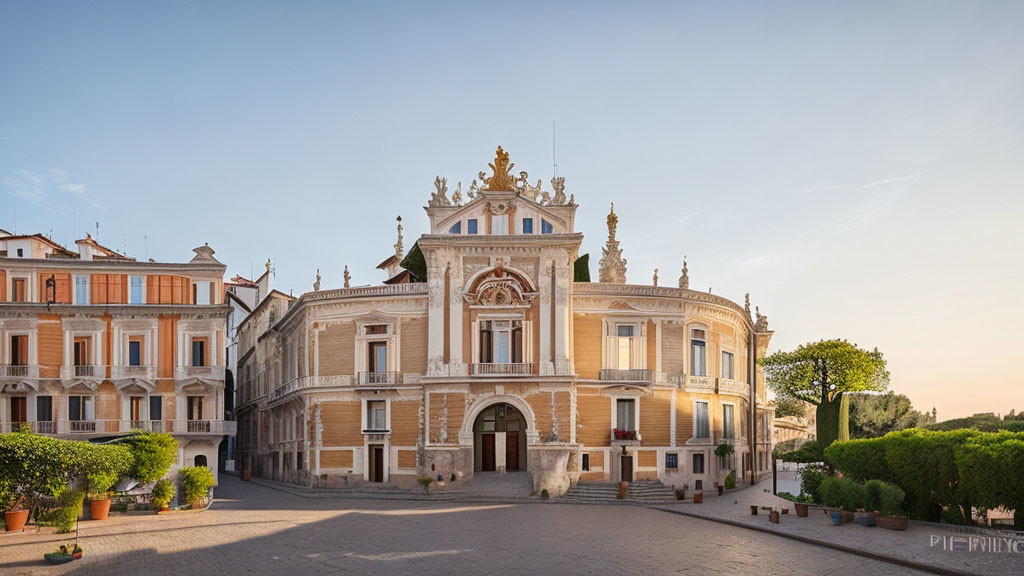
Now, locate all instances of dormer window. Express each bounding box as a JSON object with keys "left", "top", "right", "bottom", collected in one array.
[
  {"left": 541, "top": 219, "right": 554, "bottom": 234},
  {"left": 449, "top": 221, "right": 462, "bottom": 234},
  {"left": 467, "top": 219, "right": 479, "bottom": 235}
]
